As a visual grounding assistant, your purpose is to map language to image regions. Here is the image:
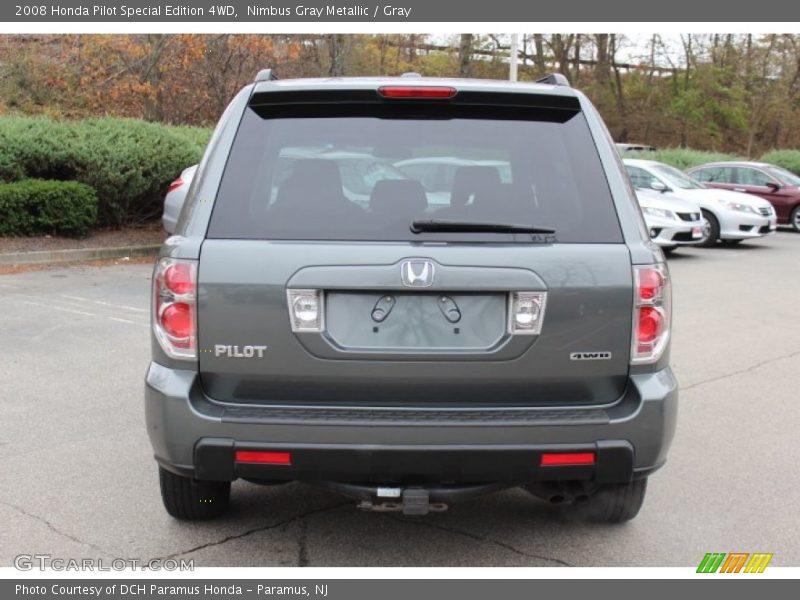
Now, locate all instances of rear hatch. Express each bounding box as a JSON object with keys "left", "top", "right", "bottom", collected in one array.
[{"left": 198, "top": 84, "right": 632, "bottom": 407}]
